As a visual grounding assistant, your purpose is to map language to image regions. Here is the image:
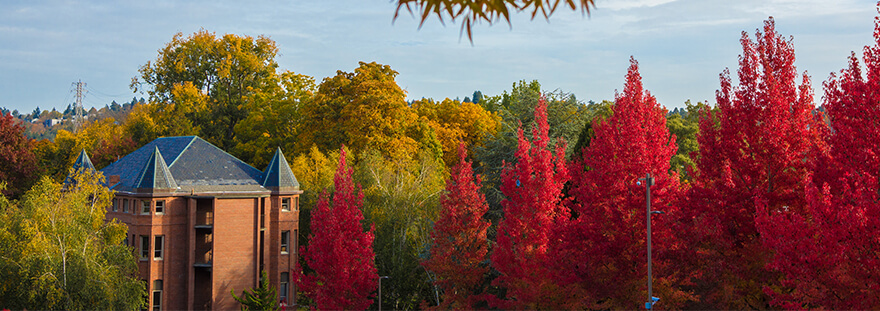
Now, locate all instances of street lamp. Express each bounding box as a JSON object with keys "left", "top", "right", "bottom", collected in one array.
[
  {"left": 638, "top": 173, "right": 662, "bottom": 310},
  {"left": 379, "top": 276, "right": 390, "bottom": 311}
]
